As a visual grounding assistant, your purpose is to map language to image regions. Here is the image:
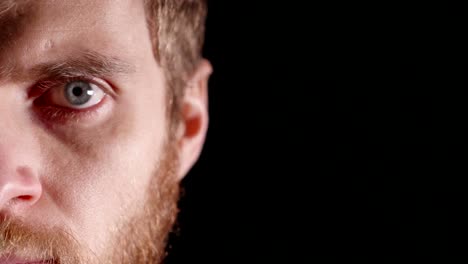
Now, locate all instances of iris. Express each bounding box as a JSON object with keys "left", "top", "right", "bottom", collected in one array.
[{"left": 65, "top": 81, "right": 95, "bottom": 106}]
